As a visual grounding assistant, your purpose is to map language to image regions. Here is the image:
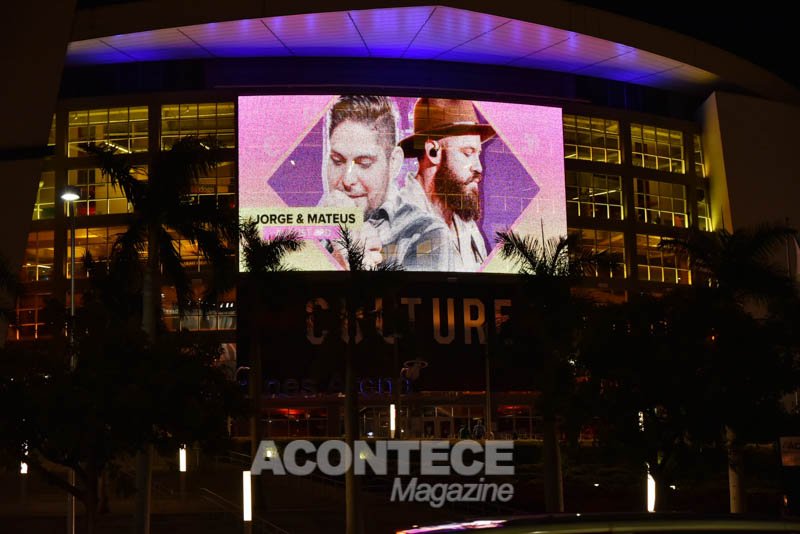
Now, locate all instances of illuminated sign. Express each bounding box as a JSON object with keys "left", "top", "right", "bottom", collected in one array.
[{"left": 239, "top": 94, "right": 566, "bottom": 273}]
